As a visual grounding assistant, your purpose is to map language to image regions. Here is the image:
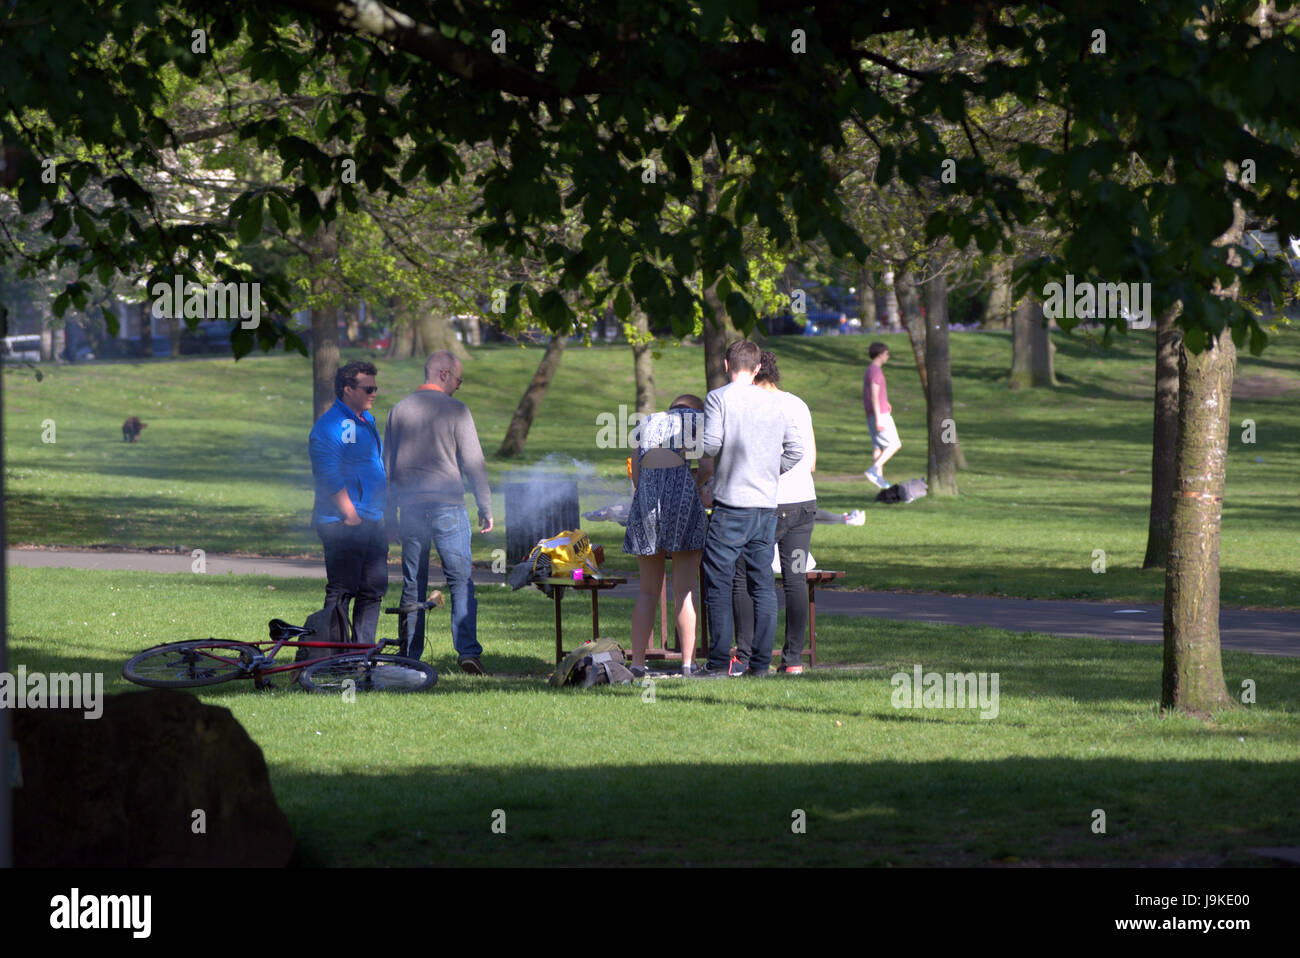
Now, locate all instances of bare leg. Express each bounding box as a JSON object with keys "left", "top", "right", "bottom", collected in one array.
[
  {"left": 670, "top": 549, "right": 702, "bottom": 666},
  {"left": 874, "top": 440, "right": 901, "bottom": 475},
  {"left": 631, "top": 554, "right": 666, "bottom": 668}
]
